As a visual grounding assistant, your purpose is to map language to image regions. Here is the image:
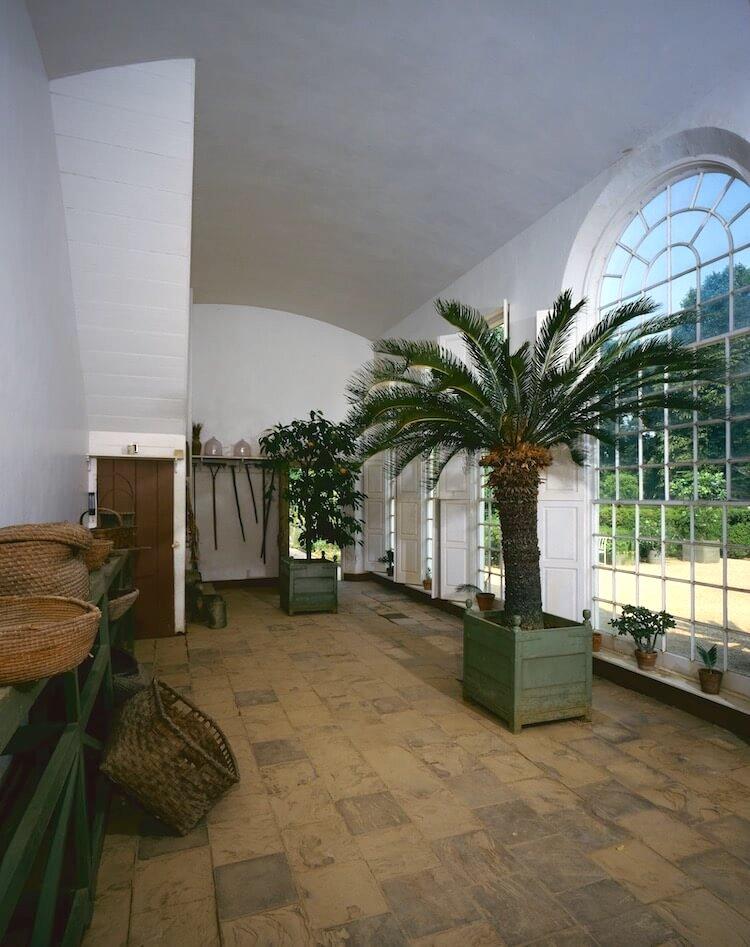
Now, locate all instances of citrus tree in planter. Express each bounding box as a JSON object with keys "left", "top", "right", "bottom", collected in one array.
[
  {"left": 260, "top": 411, "right": 364, "bottom": 614},
  {"left": 347, "top": 291, "right": 717, "bottom": 730}
]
